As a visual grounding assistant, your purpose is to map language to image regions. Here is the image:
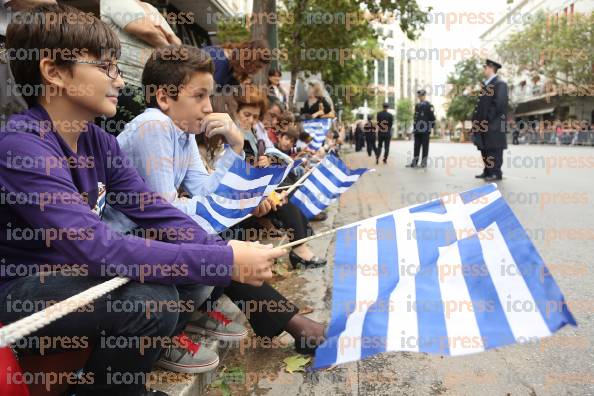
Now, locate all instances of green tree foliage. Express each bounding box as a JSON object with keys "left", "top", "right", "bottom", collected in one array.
[
  {"left": 496, "top": 11, "right": 594, "bottom": 89},
  {"left": 445, "top": 57, "right": 483, "bottom": 124},
  {"left": 216, "top": 16, "right": 251, "bottom": 44},
  {"left": 396, "top": 98, "right": 414, "bottom": 135},
  {"left": 278, "top": 0, "right": 430, "bottom": 113}
]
